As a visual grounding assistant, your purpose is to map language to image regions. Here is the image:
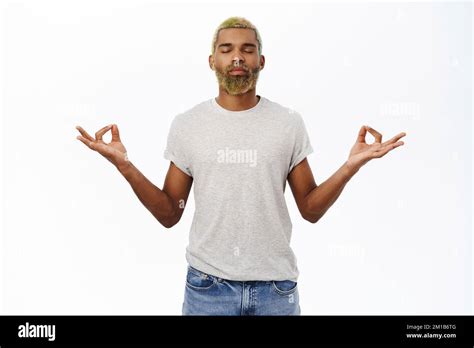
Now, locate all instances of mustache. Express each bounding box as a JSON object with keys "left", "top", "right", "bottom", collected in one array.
[{"left": 225, "top": 64, "right": 250, "bottom": 73}]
